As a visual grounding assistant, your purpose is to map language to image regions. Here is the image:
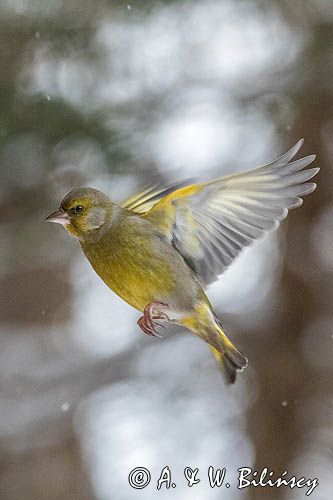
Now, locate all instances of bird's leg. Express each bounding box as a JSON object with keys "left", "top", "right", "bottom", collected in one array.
[{"left": 137, "top": 302, "right": 170, "bottom": 337}]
